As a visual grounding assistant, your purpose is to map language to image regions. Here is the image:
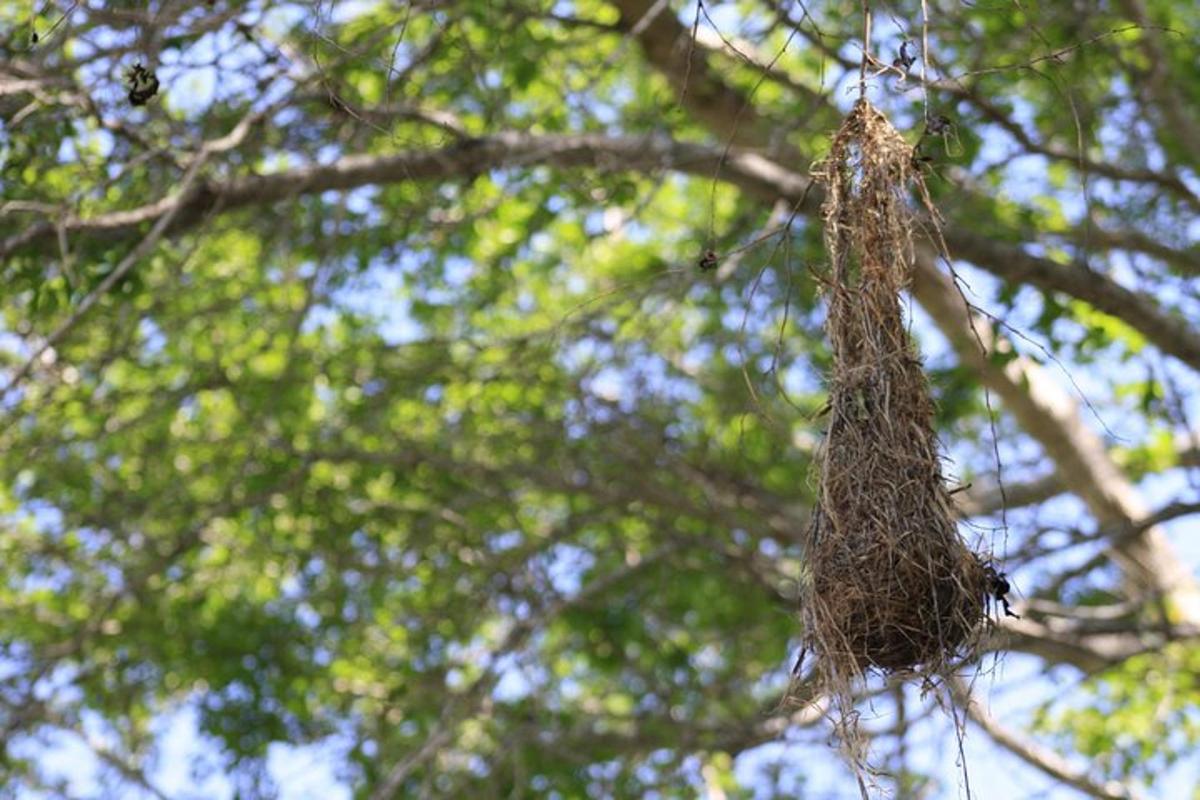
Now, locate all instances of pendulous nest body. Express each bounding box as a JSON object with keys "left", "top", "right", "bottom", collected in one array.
[{"left": 797, "top": 99, "right": 989, "bottom": 685}]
